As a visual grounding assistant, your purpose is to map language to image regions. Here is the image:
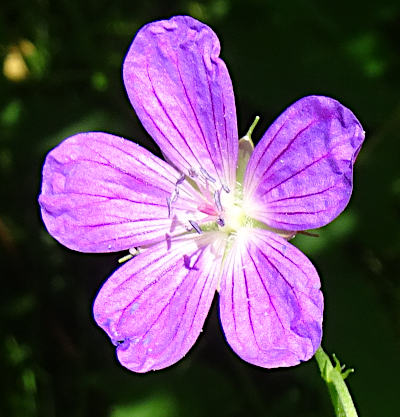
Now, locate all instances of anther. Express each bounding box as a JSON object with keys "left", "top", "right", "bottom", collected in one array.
[
  {"left": 129, "top": 247, "right": 140, "bottom": 256},
  {"left": 171, "top": 189, "right": 179, "bottom": 202},
  {"left": 188, "top": 167, "right": 197, "bottom": 178},
  {"left": 189, "top": 220, "right": 202, "bottom": 234},
  {"left": 118, "top": 247, "right": 140, "bottom": 264},
  {"left": 216, "top": 217, "right": 225, "bottom": 227},
  {"left": 167, "top": 188, "right": 180, "bottom": 218},
  {"left": 214, "top": 189, "right": 222, "bottom": 212},
  {"left": 176, "top": 173, "right": 185, "bottom": 185},
  {"left": 222, "top": 184, "right": 230, "bottom": 193},
  {"left": 200, "top": 167, "right": 216, "bottom": 183},
  {"left": 166, "top": 196, "right": 172, "bottom": 218}
]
